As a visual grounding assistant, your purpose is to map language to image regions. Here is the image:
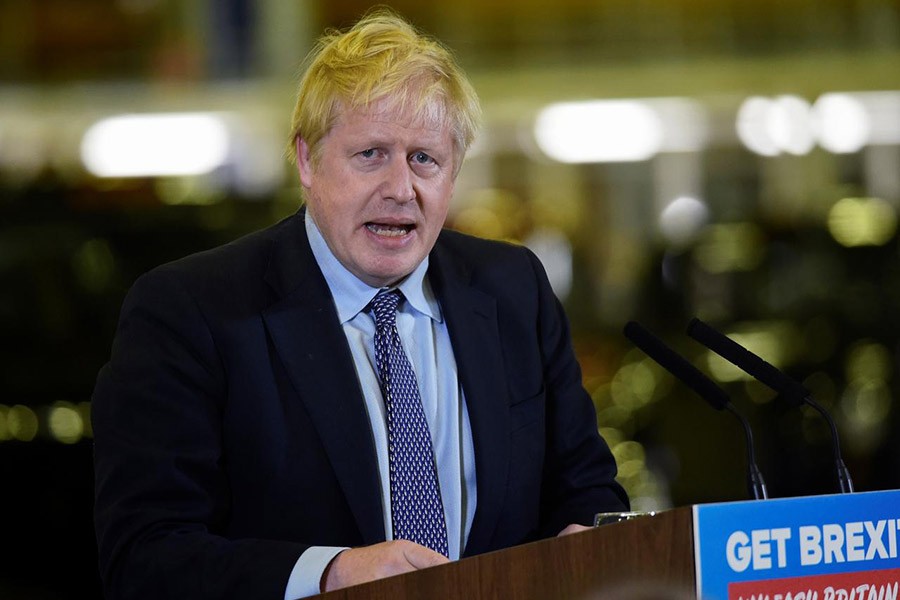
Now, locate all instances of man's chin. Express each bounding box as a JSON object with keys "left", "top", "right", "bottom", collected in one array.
[
  {"left": 347, "top": 245, "right": 432, "bottom": 287},
  {"left": 359, "top": 260, "right": 421, "bottom": 288}
]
